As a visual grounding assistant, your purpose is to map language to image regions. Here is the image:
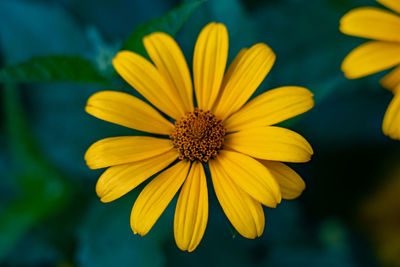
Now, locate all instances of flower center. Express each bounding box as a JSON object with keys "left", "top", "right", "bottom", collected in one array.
[{"left": 170, "top": 108, "right": 226, "bottom": 162}]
